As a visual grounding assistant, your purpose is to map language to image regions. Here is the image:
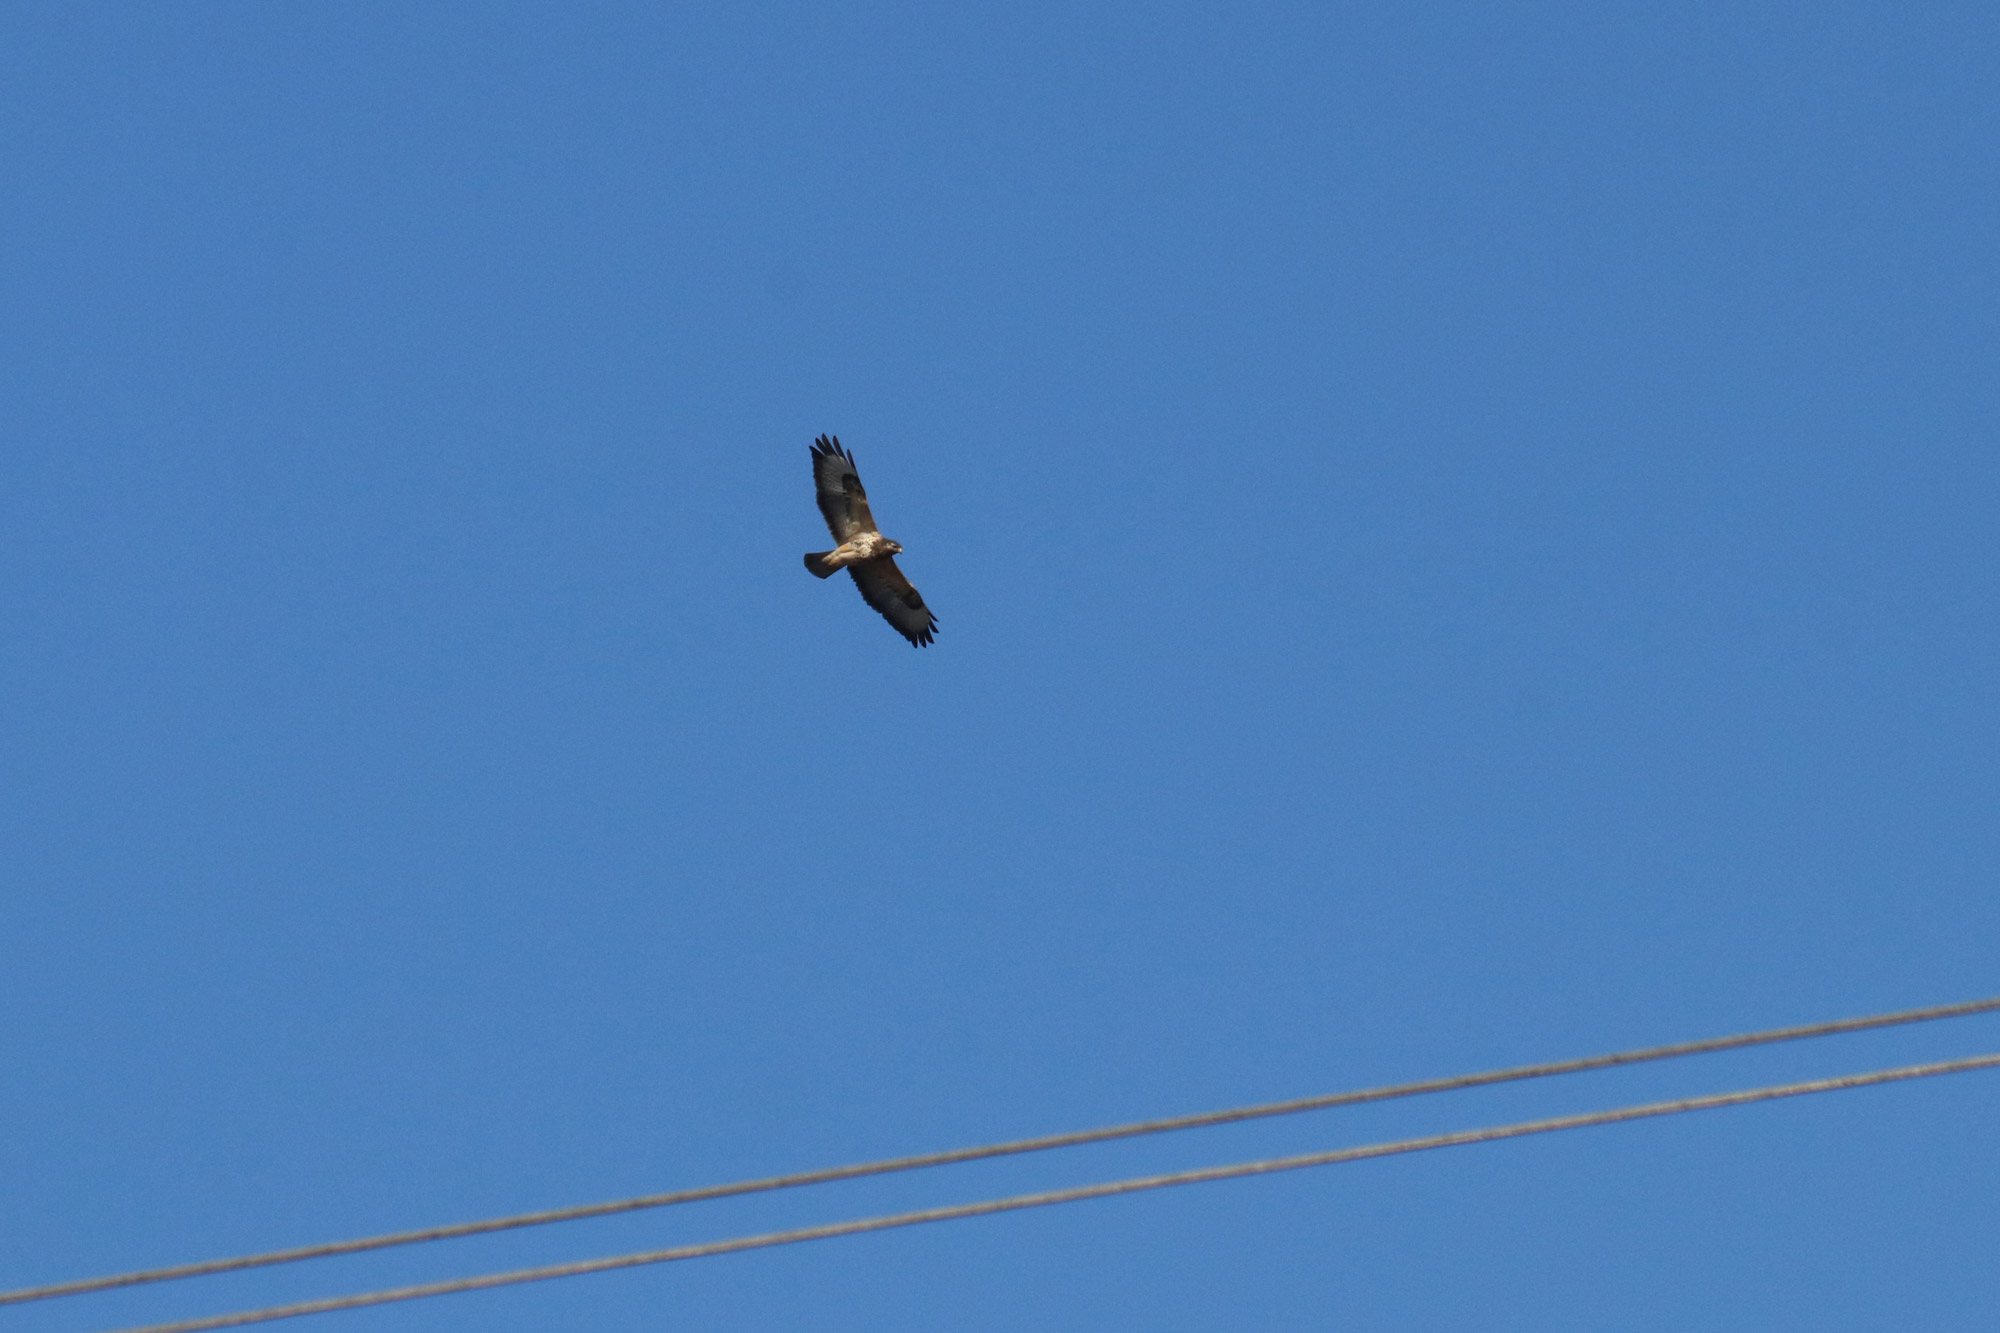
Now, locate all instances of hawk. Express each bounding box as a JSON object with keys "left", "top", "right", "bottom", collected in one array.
[{"left": 803, "top": 435, "right": 938, "bottom": 647}]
